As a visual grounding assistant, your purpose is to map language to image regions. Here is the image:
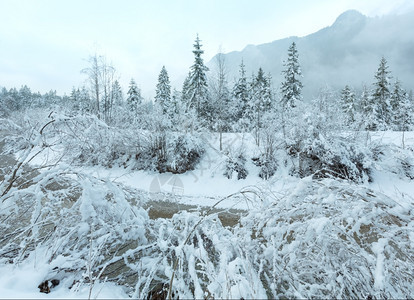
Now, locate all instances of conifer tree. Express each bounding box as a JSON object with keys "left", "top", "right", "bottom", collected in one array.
[
  {"left": 79, "top": 86, "right": 91, "bottom": 113},
  {"left": 392, "top": 80, "right": 412, "bottom": 131},
  {"left": 111, "top": 80, "right": 123, "bottom": 107},
  {"left": 250, "top": 67, "right": 272, "bottom": 146},
  {"left": 280, "top": 42, "right": 303, "bottom": 110},
  {"left": 155, "top": 66, "right": 171, "bottom": 114},
  {"left": 359, "top": 84, "right": 376, "bottom": 130},
  {"left": 181, "top": 72, "right": 192, "bottom": 111},
  {"left": 340, "top": 85, "right": 357, "bottom": 126},
  {"left": 251, "top": 68, "right": 272, "bottom": 112},
  {"left": 70, "top": 87, "right": 80, "bottom": 109},
  {"left": 372, "top": 57, "right": 392, "bottom": 130},
  {"left": 188, "top": 34, "right": 210, "bottom": 121},
  {"left": 127, "top": 78, "right": 142, "bottom": 112},
  {"left": 70, "top": 87, "right": 90, "bottom": 113},
  {"left": 169, "top": 88, "right": 182, "bottom": 123}
]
